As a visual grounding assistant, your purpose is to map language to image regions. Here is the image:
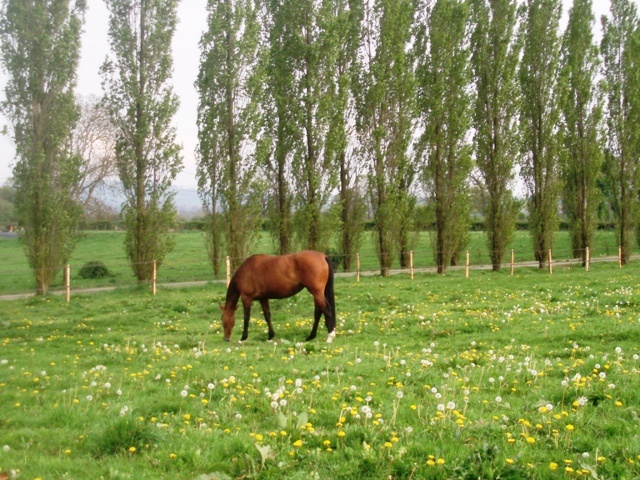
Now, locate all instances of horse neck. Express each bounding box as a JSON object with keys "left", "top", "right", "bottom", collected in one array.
[{"left": 224, "top": 282, "right": 240, "bottom": 309}]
